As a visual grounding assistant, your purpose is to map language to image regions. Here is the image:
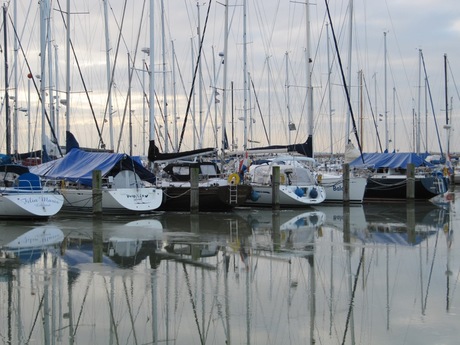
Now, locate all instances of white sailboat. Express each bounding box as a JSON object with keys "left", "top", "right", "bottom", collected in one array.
[{"left": 244, "top": 156, "right": 326, "bottom": 207}]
